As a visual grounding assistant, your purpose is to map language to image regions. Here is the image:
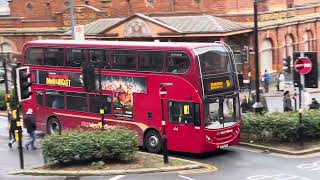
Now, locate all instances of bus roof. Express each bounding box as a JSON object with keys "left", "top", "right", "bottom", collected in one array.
[{"left": 24, "top": 40, "right": 224, "bottom": 50}]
